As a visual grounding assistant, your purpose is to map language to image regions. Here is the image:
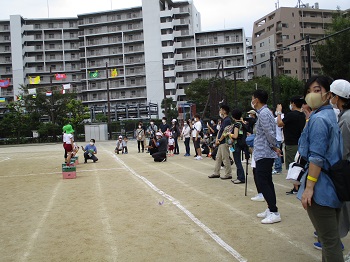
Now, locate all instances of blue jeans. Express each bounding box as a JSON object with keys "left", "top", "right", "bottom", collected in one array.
[
  {"left": 233, "top": 144, "right": 245, "bottom": 181},
  {"left": 273, "top": 141, "right": 282, "bottom": 172}
]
